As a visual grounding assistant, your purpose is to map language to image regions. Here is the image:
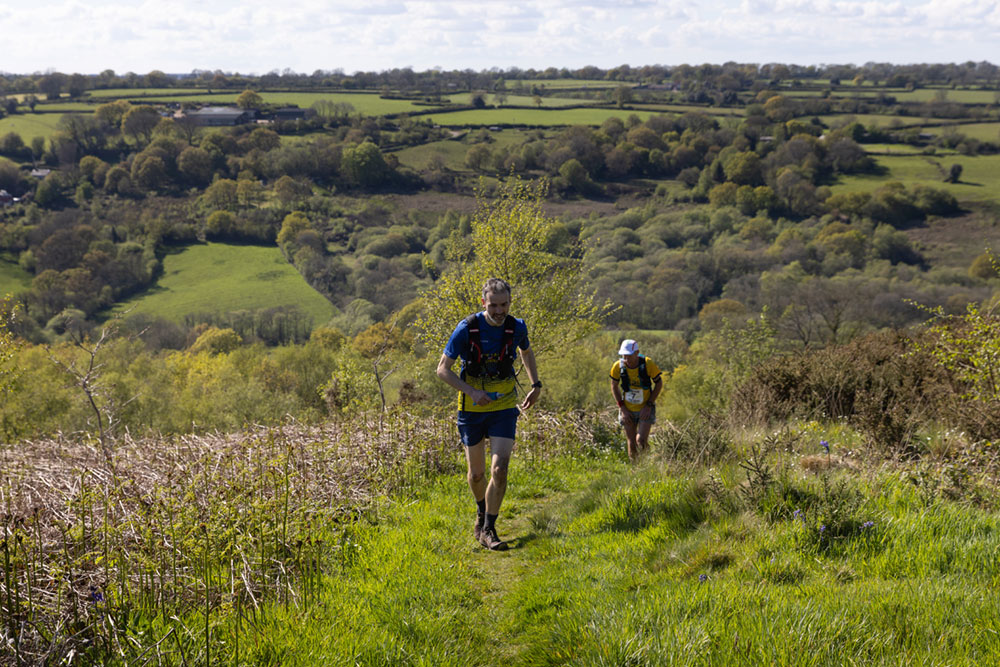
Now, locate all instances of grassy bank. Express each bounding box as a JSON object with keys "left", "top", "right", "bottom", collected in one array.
[
  {"left": 6, "top": 410, "right": 1000, "bottom": 665},
  {"left": 243, "top": 431, "right": 1000, "bottom": 665}
]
